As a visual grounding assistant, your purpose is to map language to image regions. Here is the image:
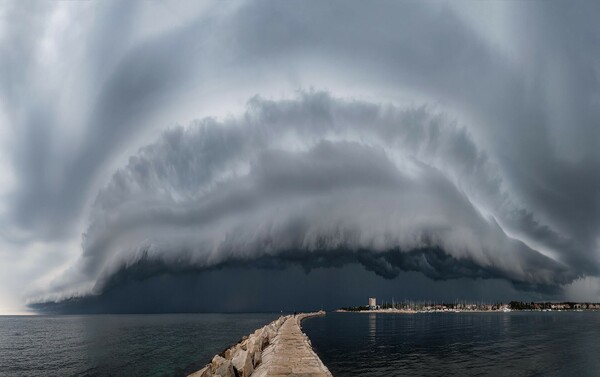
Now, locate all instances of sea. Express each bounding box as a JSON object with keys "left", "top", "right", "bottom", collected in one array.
[
  {"left": 302, "top": 311, "right": 600, "bottom": 377},
  {"left": 0, "top": 313, "right": 278, "bottom": 377},
  {"left": 1, "top": 311, "right": 600, "bottom": 377}
]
